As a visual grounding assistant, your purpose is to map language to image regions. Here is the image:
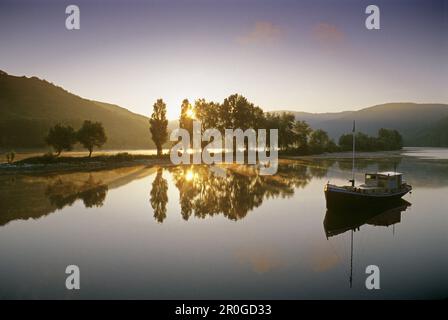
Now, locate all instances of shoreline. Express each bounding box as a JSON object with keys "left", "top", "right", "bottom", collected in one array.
[
  {"left": 0, "top": 155, "right": 173, "bottom": 174},
  {"left": 2, "top": 147, "right": 446, "bottom": 174},
  {"left": 286, "top": 150, "right": 404, "bottom": 160},
  {"left": 0, "top": 149, "right": 406, "bottom": 173}
]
